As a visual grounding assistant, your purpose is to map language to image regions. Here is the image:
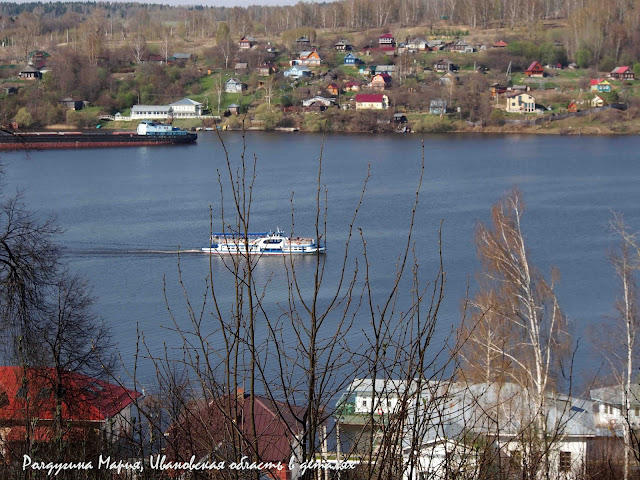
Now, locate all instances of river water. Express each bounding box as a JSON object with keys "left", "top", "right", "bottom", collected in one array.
[{"left": 2, "top": 132, "right": 640, "bottom": 388}]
